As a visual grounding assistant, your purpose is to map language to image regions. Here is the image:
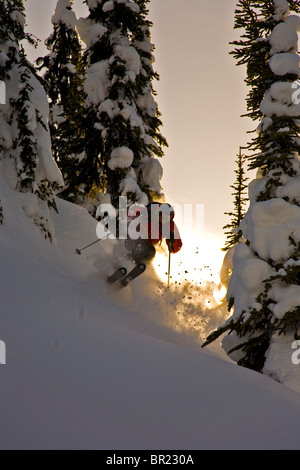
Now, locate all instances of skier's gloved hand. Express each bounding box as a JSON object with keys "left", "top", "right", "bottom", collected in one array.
[
  {"left": 167, "top": 239, "right": 175, "bottom": 253},
  {"left": 166, "top": 236, "right": 183, "bottom": 254}
]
